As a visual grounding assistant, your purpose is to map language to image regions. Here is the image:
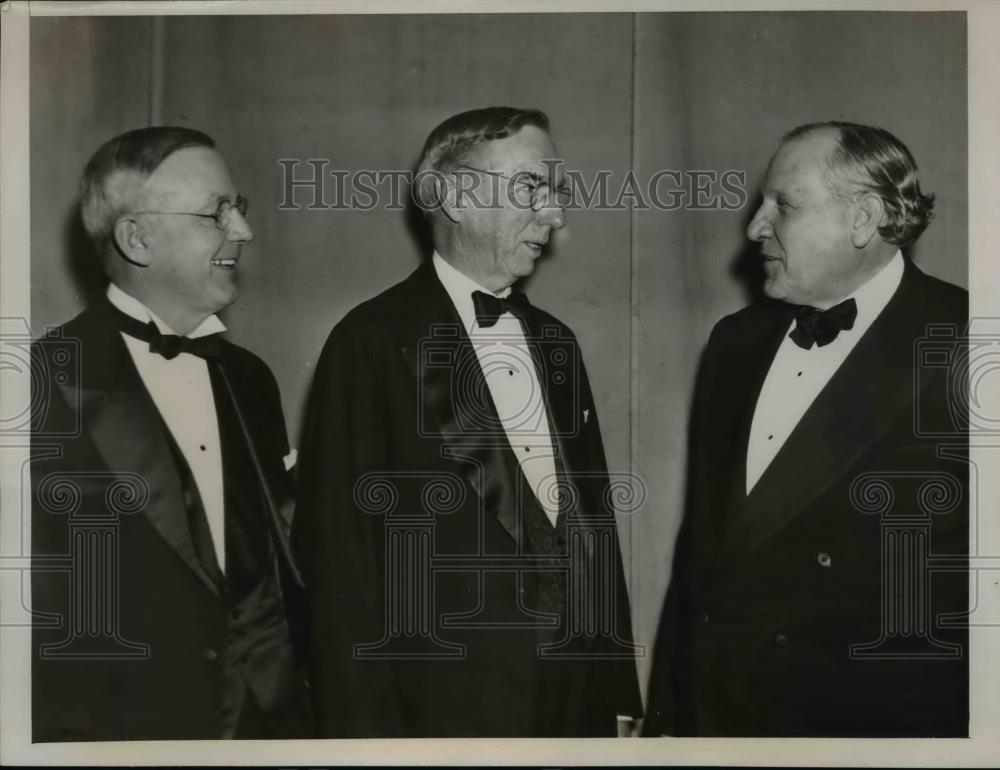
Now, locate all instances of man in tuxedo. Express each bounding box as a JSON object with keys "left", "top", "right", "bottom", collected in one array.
[
  {"left": 294, "top": 106, "right": 641, "bottom": 737},
  {"left": 644, "top": 121, "right": 968, "bottom": 737},
  {"left": 31, "top": 127, "right": 312, "bottom": 740}
]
